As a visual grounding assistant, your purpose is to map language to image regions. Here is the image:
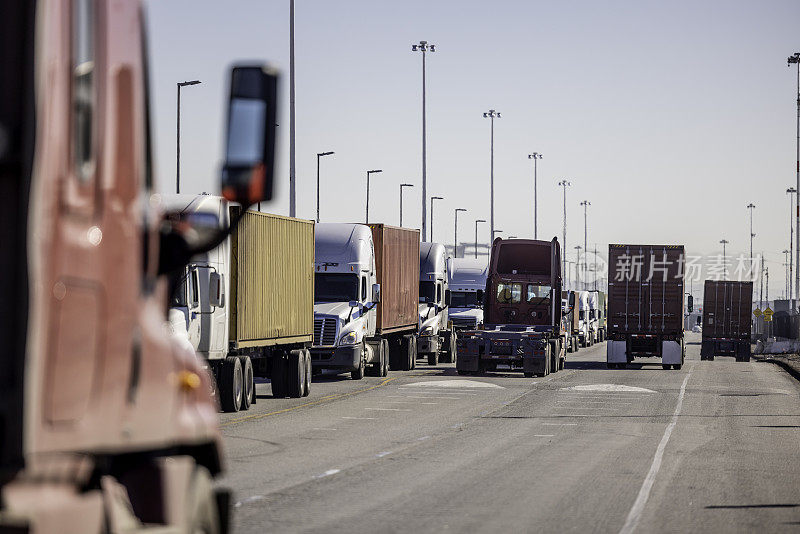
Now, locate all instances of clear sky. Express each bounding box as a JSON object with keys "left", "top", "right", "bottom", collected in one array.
[{"left": 145, "top": 0, "right": 800, "bottom": 299}]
